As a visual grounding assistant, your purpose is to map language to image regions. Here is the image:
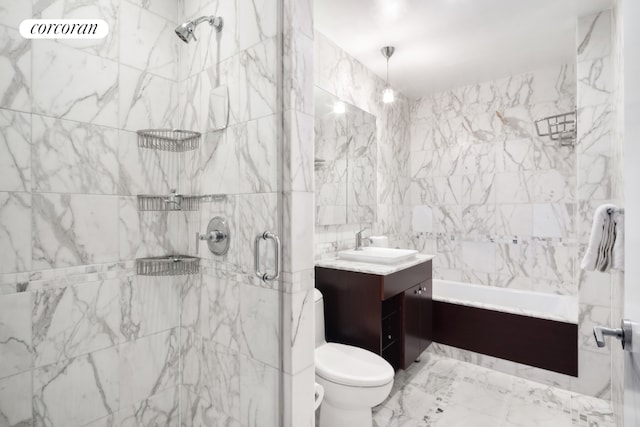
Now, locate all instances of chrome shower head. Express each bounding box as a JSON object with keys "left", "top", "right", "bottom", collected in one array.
[{"left": 175, "top": 15, "right": 223, "bottom": 43}]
